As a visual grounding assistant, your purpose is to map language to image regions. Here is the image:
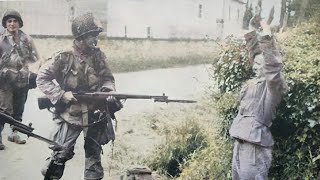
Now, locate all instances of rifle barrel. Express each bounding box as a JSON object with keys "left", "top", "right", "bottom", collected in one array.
[
  {"left": 0, "top": 111, "right": 64, "bottom": 151},
  {"left": 154, "top": 99, "right": 197, "bottom": 103},
  {"left": 74, "top": 92, "right": 166, "bottom": 100},
  {"left": 74, "top": 92, "right": 196, "bottom": 103}
]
